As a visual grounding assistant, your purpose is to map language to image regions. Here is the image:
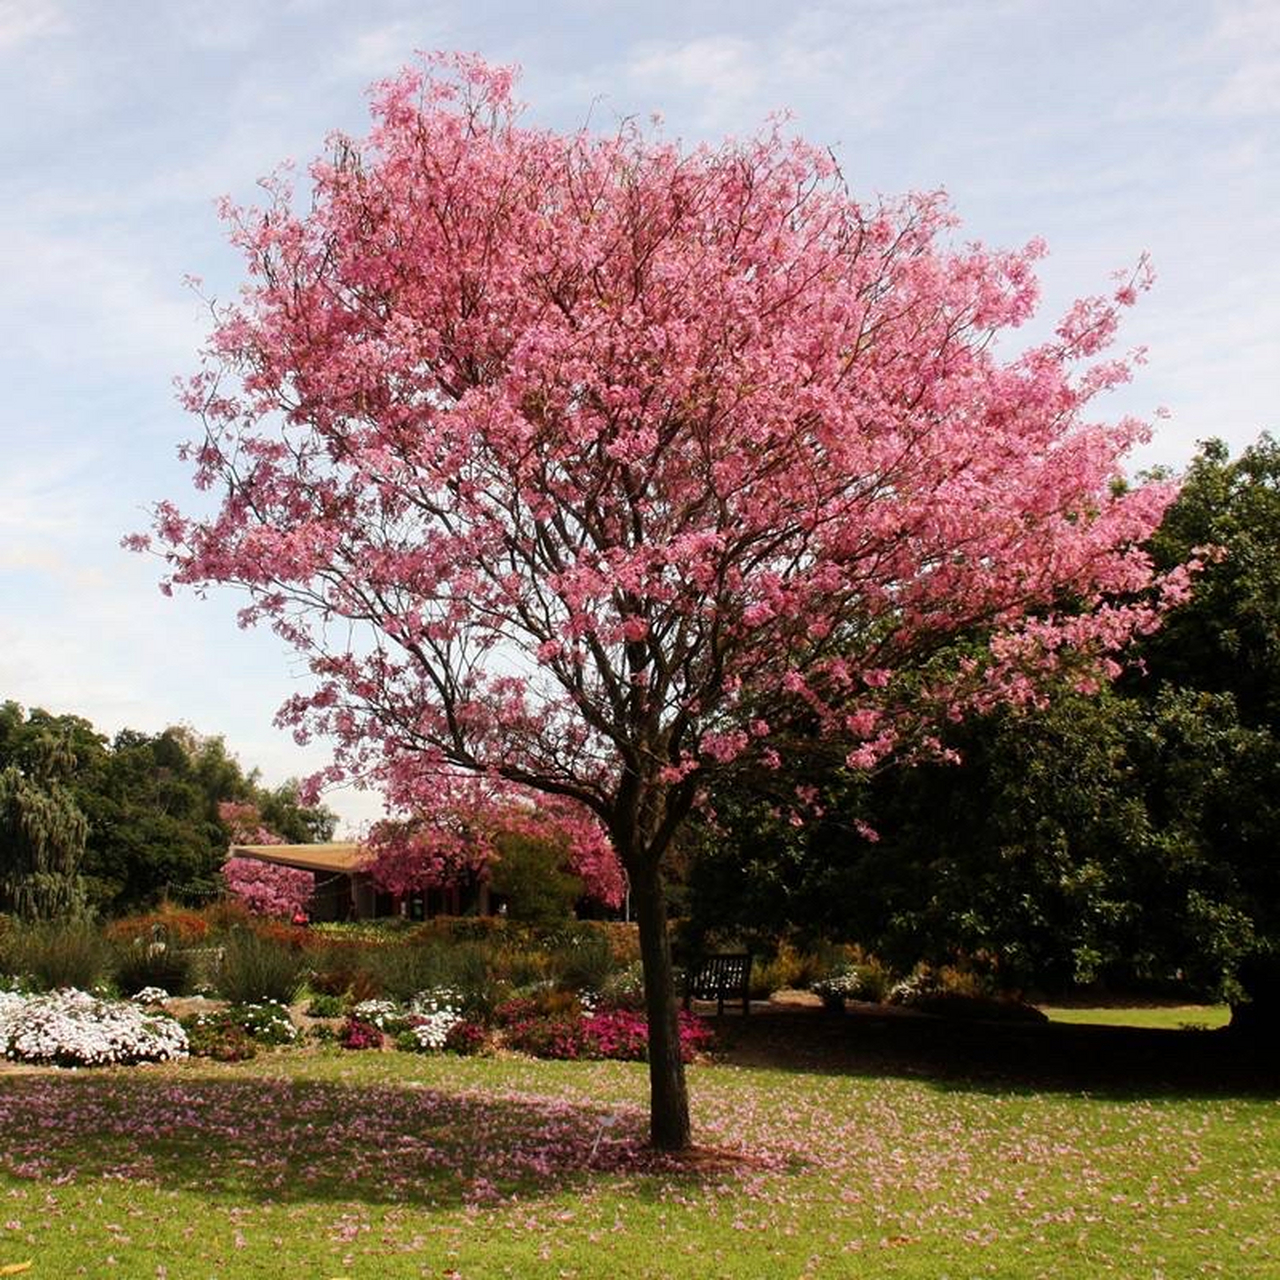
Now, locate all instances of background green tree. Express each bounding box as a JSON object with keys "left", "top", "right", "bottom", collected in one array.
[
  {"left": 0, "top": 725, "right": 90, "bottom": 919},
  {"left": 0, "top": 702, "right": 336, "bottom": 916},
  {"left": 685, "top": 437, "right": 1280, "bottom": 1025},
  {"left": 487, "top": 828, "right": 585, "bottom": 927}
]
